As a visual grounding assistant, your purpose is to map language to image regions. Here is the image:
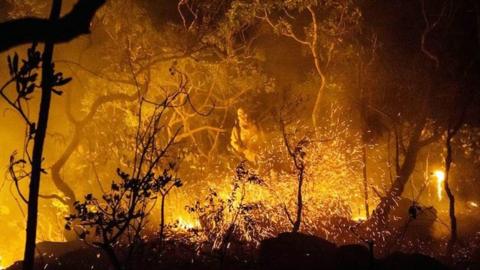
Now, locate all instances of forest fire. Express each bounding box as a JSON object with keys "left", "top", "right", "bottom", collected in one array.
[
  {"left": 351, "top": 213, "right": 367, "bottom": 222},
  {"left": 1, "top": 0, "right": 480, "bottom": 270},
  {"left": 434, "top": 170, "right": 446, "bottom": 201},
  {"left": 175, "top": 217, "right": 200, "bottom": 231}
]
